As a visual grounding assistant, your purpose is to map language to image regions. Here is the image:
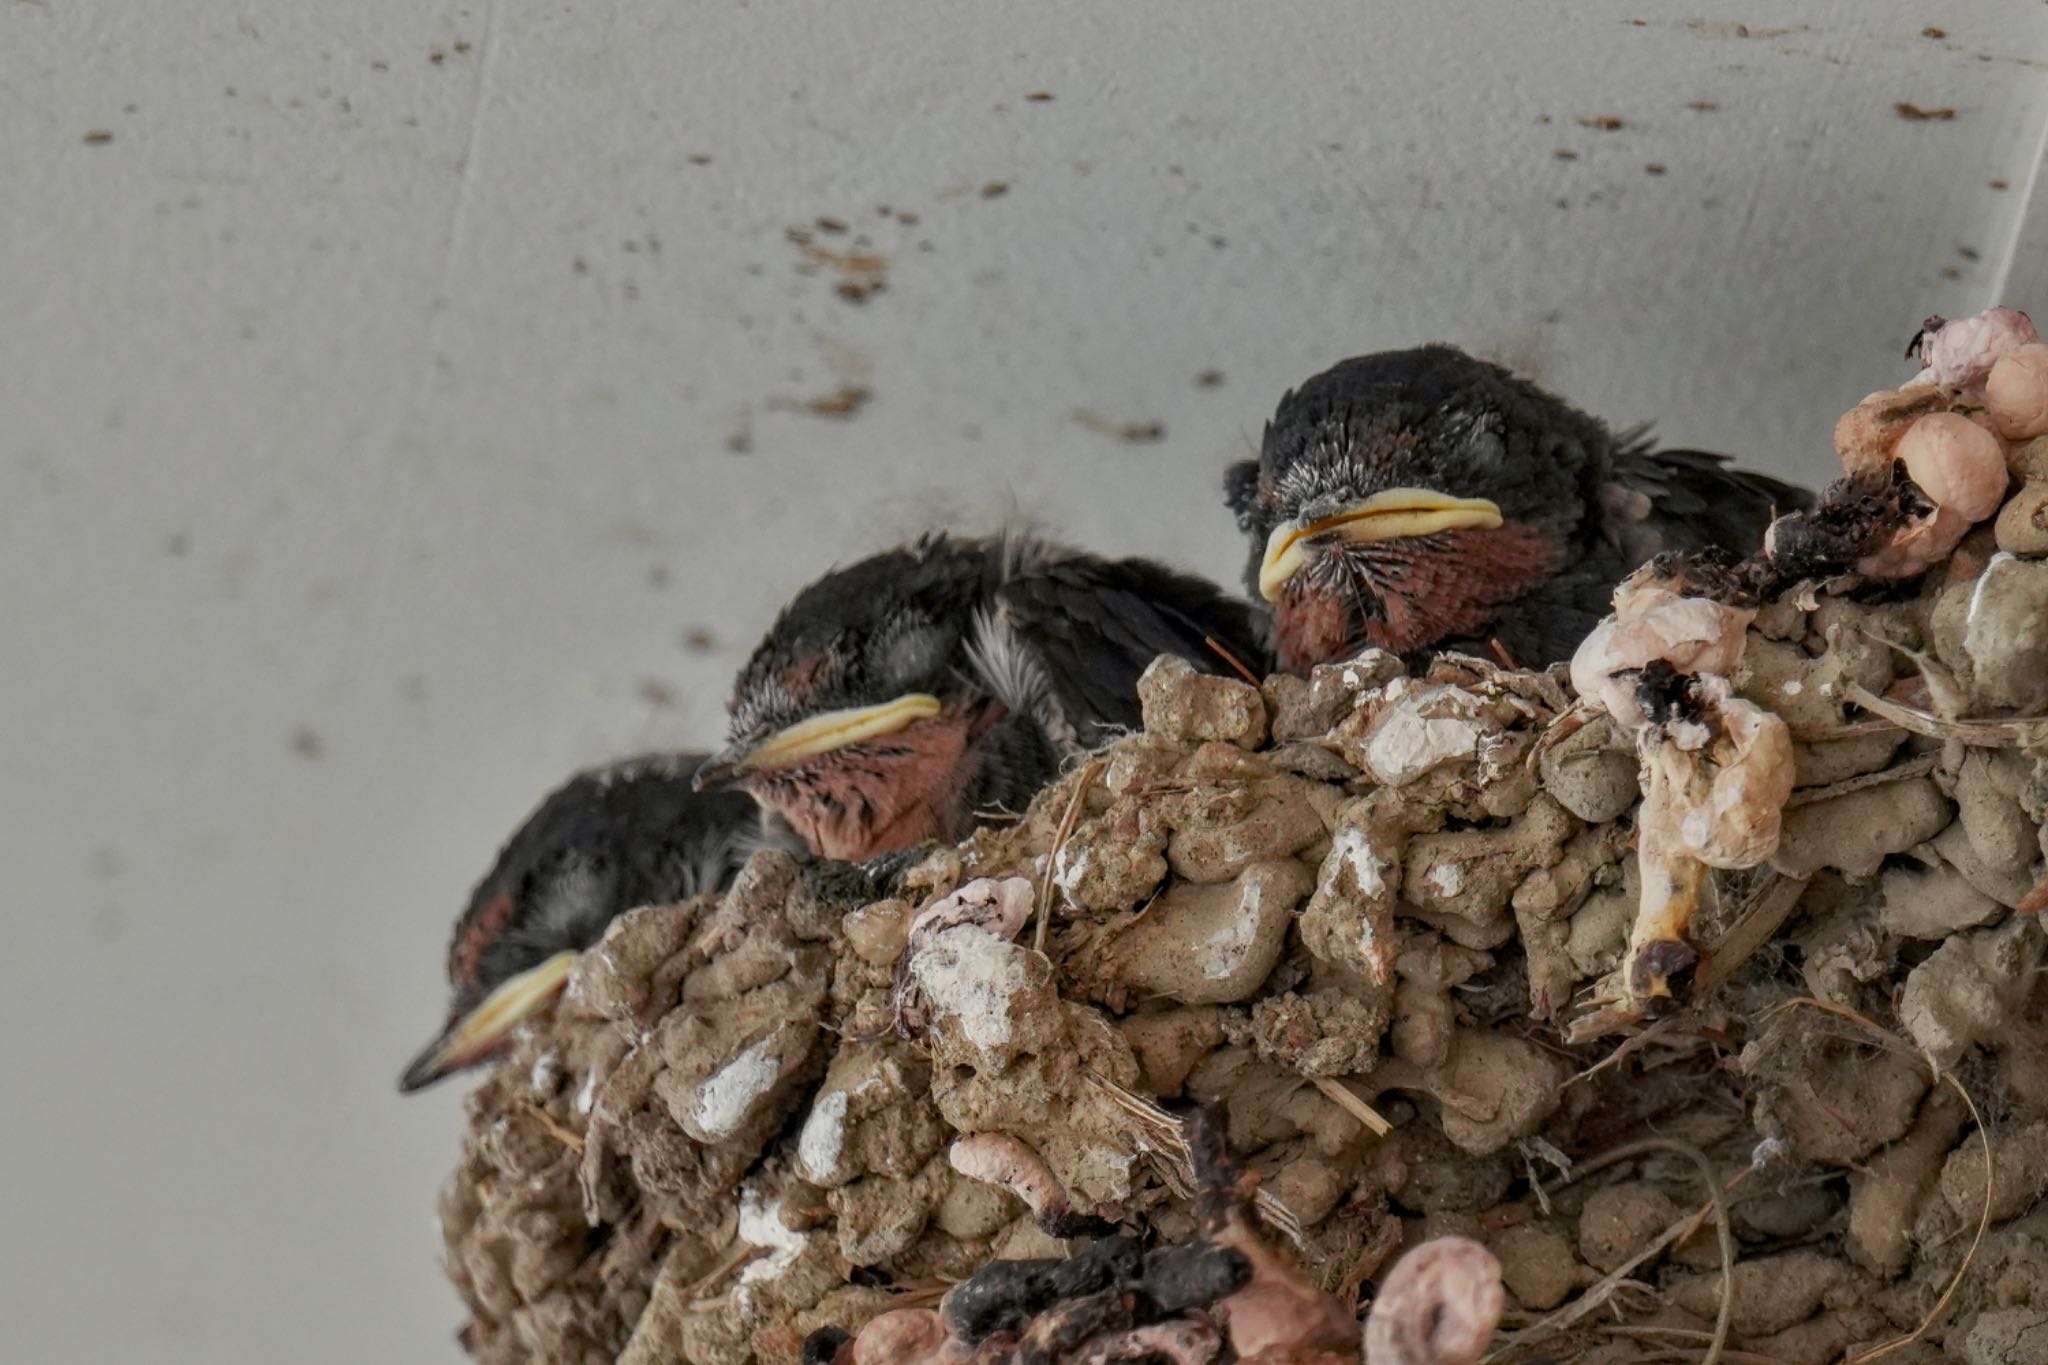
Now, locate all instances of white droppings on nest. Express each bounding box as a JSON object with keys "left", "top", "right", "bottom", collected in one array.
[
  {"left": 734, "top": 1186, "right": 809, "bottom": 1319},
  {"left": 795, "top": 1076, "right": 886, "bottom": 1182},
  {"left": 529, "top": 1049, "right": 562, "bottom": 1092},
  {"left": 692, "top": 1034, "right": 784, "bottom": 1141},
  {"left": 1780, "top": 679, "right": 1803, "bottom": 696},
  {"left": 1668, "top": 718, "right": 1712, "bottom": 752},
  {"left": 1198, "top": 896, "right": 1260, "bottom": 980},
  {"left": 576, "top": 922, "right": 634, "bottom": 1005},
  {"left": 911, "top": 925, "right": 1033, "bottom": 1053},
  {"left": 1333, "top": 827, "right": 1388, "bottom": 897},
  {"left": 1967, "top": 551, "right": 2015, "bottom": 629},
  {"left": 796, "top": 1089, "right": 850, "bottom": 1182},
  {"left": 1428, "top": 863, "right": 1465, "bottom": 898},
  {"left": 575, "top": 1067, "right": 598, "bottom": 1116},
  {"left": 1054, "top": 845, "right": 1091, "bottom": 897},
  {"left": 1329, "top": 828, "right": 1394, "bottom": 981},
  {"left": 1476, "top": 729, "right": 1520, "bottom": 783},
  {"left": 1365, "top": 684, "right": 1485, "bottom": 785}
]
